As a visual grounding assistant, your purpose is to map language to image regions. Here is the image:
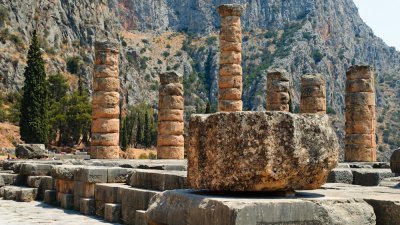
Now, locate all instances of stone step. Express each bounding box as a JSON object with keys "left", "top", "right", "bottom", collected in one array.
[
  {"left": 44, "top": 190, "right": 57, "bottom": 205},
  {"left": 0, "top": 186, "right": 38, "bottom": 202},
  {"left": 352, "top": 169, "right": 395, "bottom": 186},
  {"left": 135, "top": 210, "right": 147, "bottom": 225},
  {"left": 19, "top": 163, "right": 53, "bottom": 176},
  {"left": 104, "top": 203, "right": 122, "bottom": 223},
  {"left": 127, "top": 169, "right": 187, "bottom": 191},
  {"left": 80, "top": 198, "right": 96, "bottom": 215},
  {"left": 119, "top": 185, "right": 161, "bottom": 225},
  {"left": 94, "top": 183, "right": 126, "bottom": 217}
]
